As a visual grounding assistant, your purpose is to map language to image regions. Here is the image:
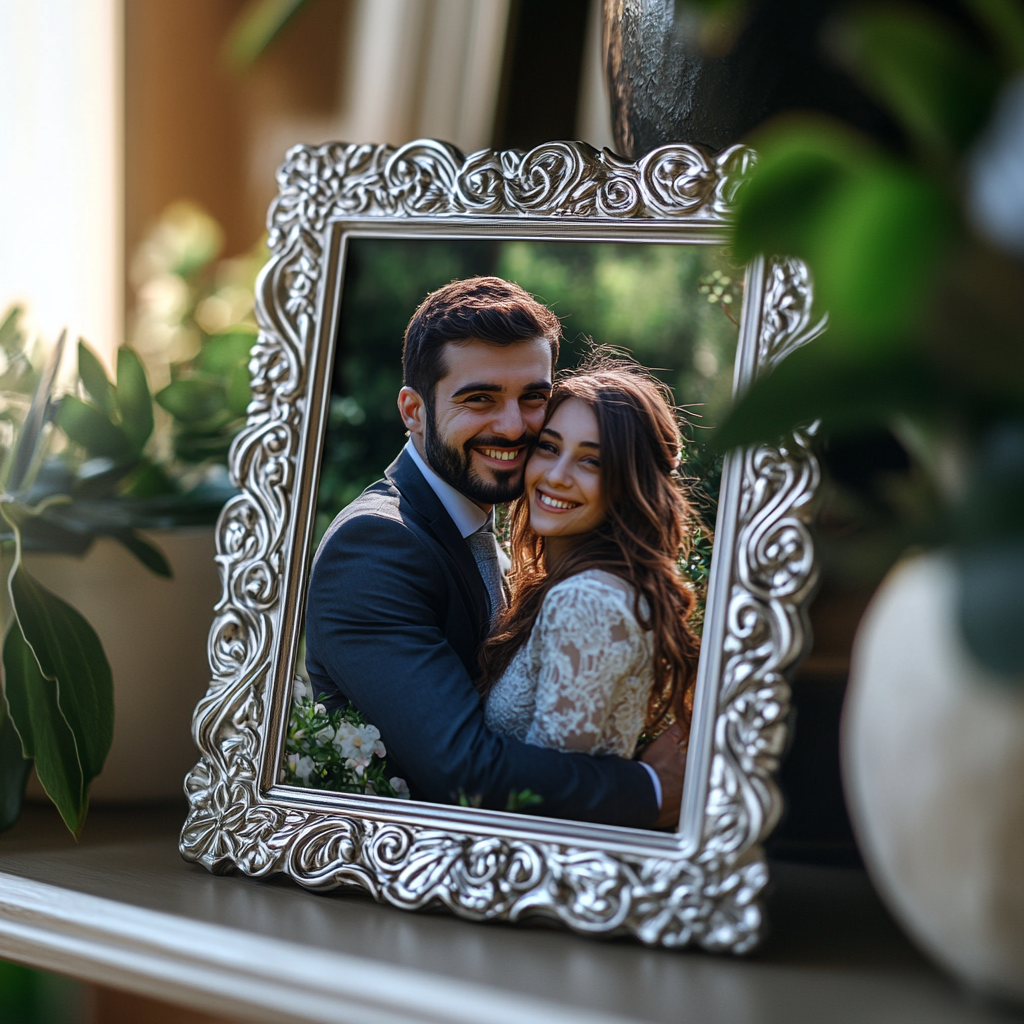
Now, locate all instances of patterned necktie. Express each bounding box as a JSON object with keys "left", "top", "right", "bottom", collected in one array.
[{"left": 466, "top": 515, "right": 509, "bottom": 629}]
